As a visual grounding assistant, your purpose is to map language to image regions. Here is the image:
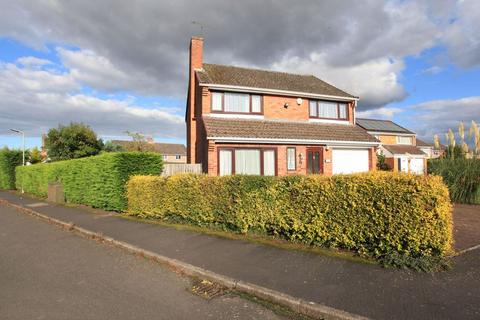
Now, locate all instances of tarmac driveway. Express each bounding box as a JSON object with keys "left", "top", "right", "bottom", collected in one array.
[{"left": 453, "top": 204, "right": 480, "bottom": 251}]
